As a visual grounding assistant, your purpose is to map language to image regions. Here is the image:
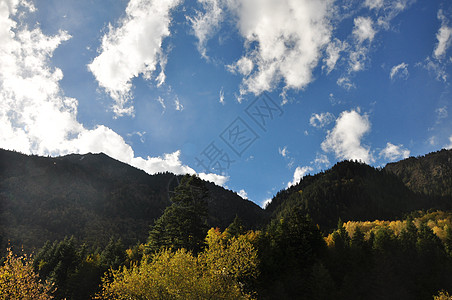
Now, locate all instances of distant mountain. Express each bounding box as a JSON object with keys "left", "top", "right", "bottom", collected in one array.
[
  {"left": 0, "top": 149, "right": 266, "bottom": 250},
  {"left": 266, "top": 150, "right": 452, "bottom": 233},
  {"left": 385, "top": 149, "right": 452, "bottom": 198}
]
